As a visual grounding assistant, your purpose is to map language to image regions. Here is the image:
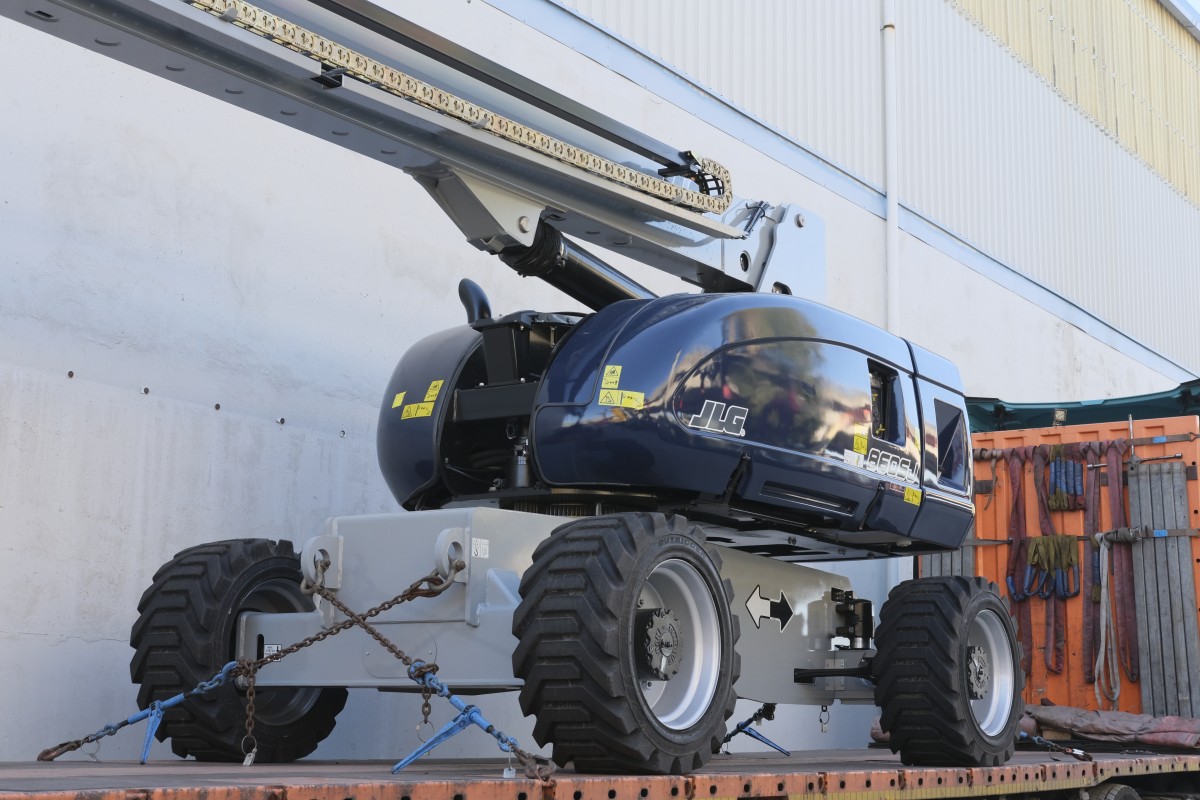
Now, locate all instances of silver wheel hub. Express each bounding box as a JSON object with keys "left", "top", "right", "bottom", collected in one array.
[
  {"left": 636, "top": 558, "right": 721, "bottom": 730},
  {"left": 967, "top": 608, "right": 1016, "bottom": 736}
]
